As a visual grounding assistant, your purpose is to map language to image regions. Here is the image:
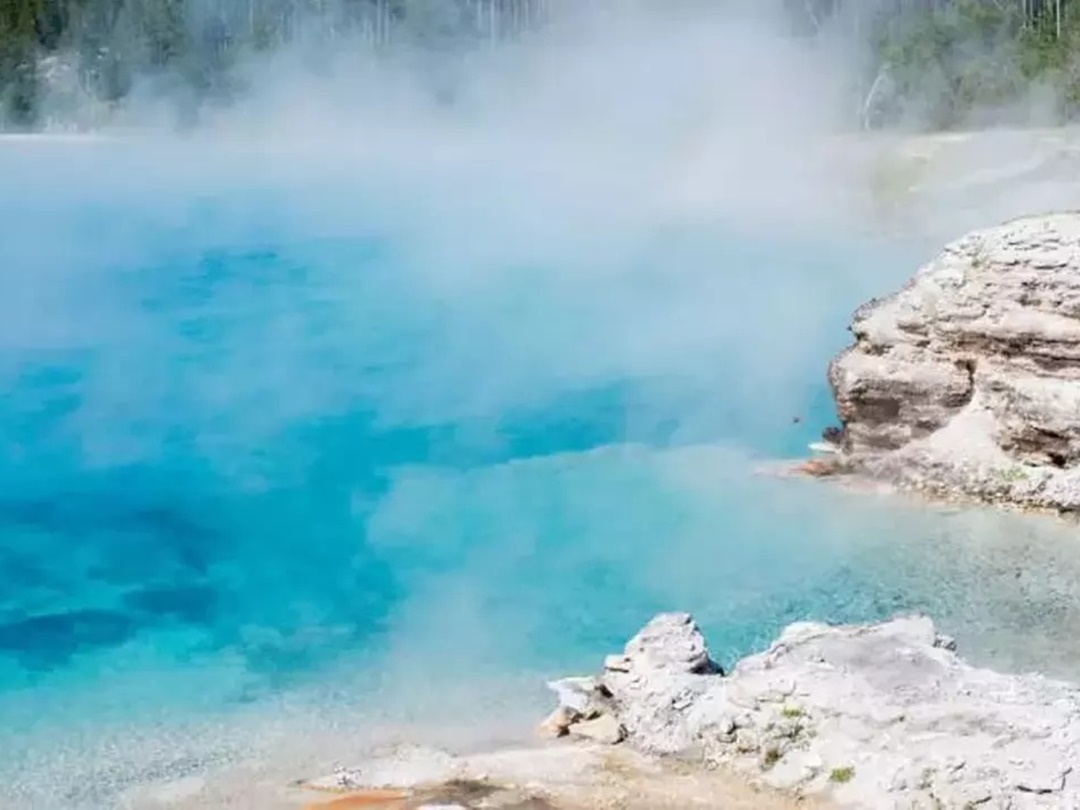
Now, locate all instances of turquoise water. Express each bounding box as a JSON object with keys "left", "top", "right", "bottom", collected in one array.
[{"left": 4, "top": 140, "right": 1080, "bottom": 807}]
